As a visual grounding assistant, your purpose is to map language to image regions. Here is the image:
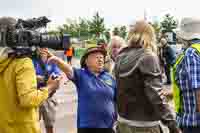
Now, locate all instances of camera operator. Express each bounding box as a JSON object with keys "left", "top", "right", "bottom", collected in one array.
[
  {"left": 32, "top": 48, "right": 61, "bottom": 133},
  {"left": 0, "top": 17, "right": 61, "bottom": 133}
]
